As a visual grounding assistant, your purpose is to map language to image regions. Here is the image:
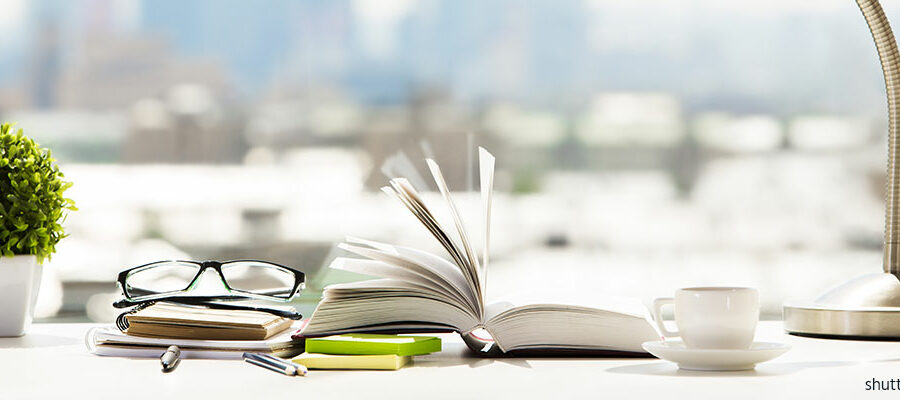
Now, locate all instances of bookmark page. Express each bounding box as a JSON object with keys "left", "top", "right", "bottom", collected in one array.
[{"left": 478, "top": 147, "right": 495, "bottom": 295}]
